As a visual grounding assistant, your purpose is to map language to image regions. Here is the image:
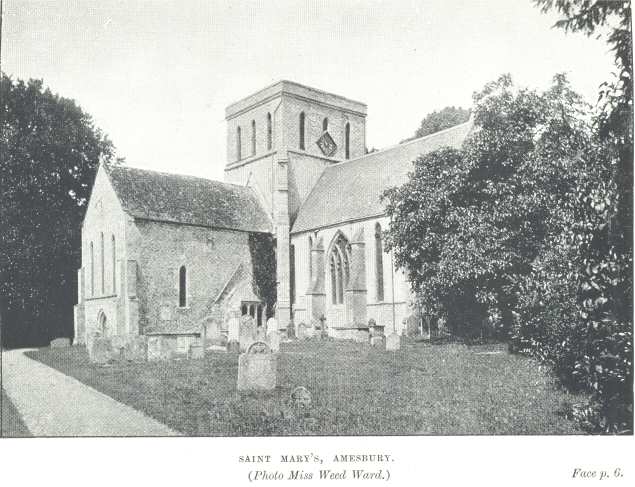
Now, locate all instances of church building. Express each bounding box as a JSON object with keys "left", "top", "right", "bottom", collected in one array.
[{"left": 73, "top": 80, "right": 471, "bottom": 348}]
